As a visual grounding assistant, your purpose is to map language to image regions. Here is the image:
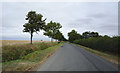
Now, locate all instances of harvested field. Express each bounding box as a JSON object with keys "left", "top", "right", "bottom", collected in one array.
[{"left": 1, "top": 40, "right": 51, "bottom": 46}]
